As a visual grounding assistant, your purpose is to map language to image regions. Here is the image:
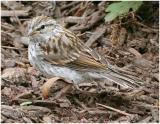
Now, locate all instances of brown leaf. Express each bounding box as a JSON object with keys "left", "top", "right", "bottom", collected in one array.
[{"left": 41, "top": 77, "right": 72, "bottom": 99}]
